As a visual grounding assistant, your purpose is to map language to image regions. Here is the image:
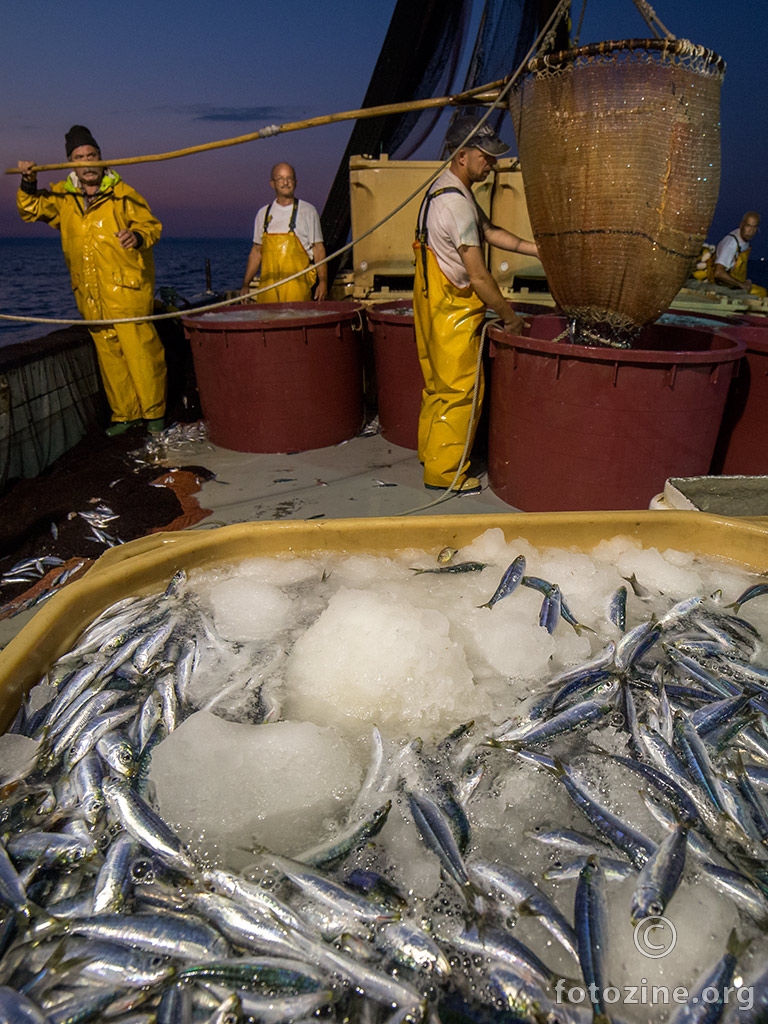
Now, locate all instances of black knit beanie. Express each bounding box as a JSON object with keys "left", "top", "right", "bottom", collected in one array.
[{"left": 65, "top": 125, "right": 99, "bottom": 157}]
